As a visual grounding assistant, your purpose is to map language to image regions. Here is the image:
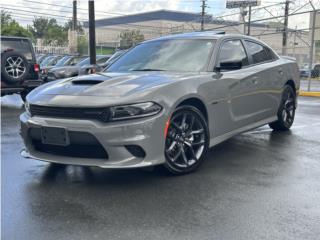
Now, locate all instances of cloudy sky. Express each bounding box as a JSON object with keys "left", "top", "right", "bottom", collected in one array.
[{"left": 1, "top": 0, "right": 319, "bottom": 29}]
